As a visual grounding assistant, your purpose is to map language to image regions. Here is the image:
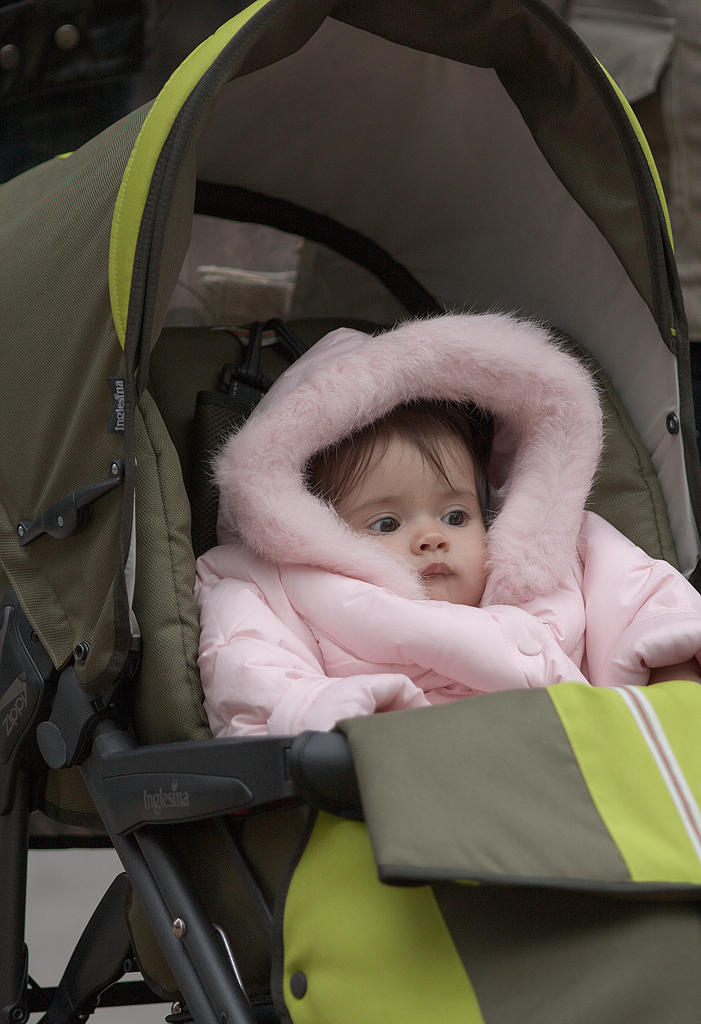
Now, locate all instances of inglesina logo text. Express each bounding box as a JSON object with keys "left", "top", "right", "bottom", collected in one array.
[{"left": 143, "top": 779, "right": 190, "bottom": 816}]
